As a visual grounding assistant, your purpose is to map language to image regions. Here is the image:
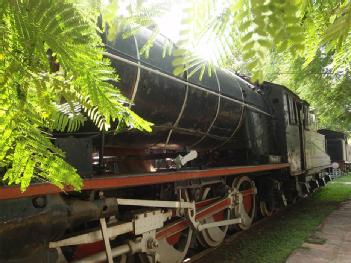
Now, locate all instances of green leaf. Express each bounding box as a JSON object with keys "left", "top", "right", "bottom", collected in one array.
[{"left": 173, "top": 66, "right": 185, "bottom": 76}]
